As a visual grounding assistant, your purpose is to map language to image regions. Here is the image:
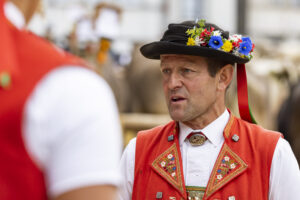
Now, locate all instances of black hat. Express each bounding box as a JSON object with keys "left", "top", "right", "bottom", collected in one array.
[
  {"left": 140, "top": 20, "right": 257, "bottom": 124},
  {"left": 140, "top": 20, "right": 253, "bottom": 64}
]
